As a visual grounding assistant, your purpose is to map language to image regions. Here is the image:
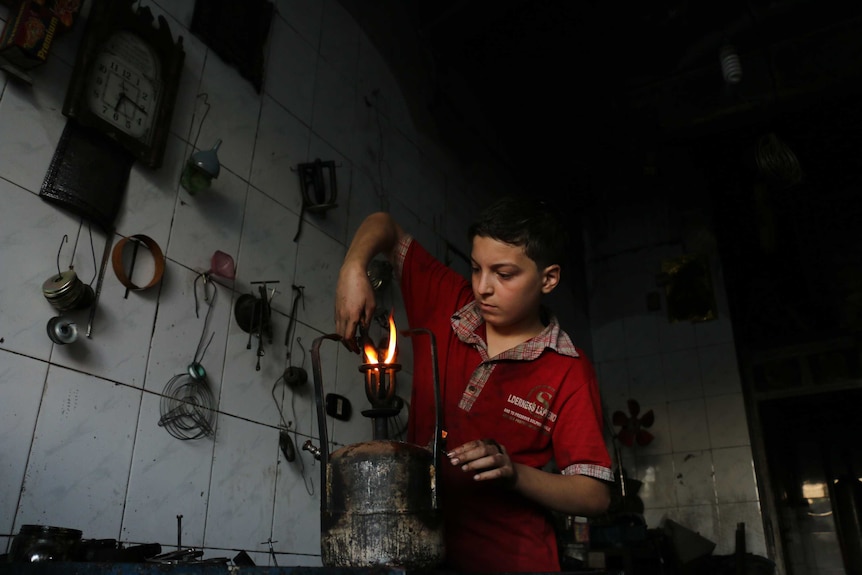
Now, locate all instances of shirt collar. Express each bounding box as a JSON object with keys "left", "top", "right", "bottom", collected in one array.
[{"left": 450, "top": 301, "right": 580, "bottom": 360}]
